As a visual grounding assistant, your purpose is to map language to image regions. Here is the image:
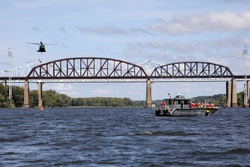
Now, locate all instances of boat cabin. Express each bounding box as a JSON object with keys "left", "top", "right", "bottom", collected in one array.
[{"left": 163, "top": 95, "right": 191, "bottom": 110}]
